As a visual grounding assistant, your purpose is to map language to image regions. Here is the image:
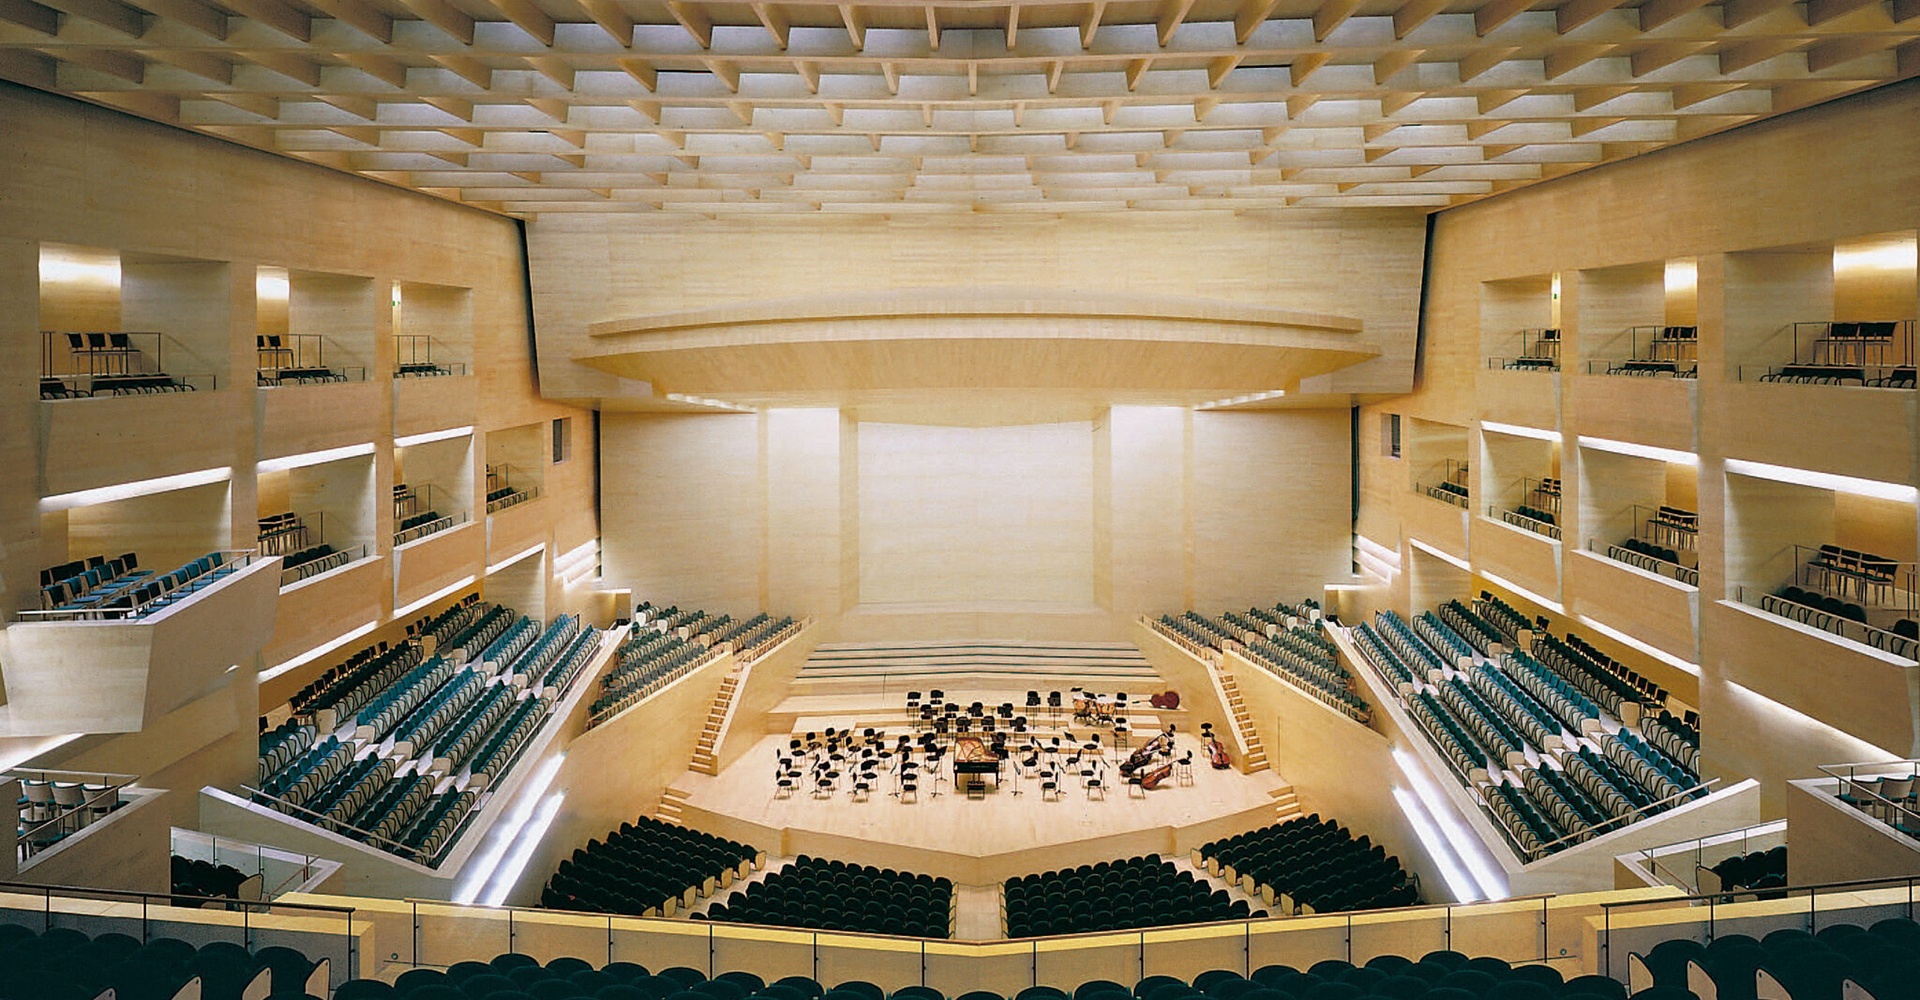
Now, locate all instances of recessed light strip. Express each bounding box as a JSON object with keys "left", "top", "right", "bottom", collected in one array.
[
  {"left": 1574, "top": 613, "right": 1701, "bottom": 677},
  {"left": 1724, "top": 457, "right": 1917, "bottom": 502},
  {"left": 261, "top": 618, "right": 380, "bottom": 683},
  {"left": 394, "top": 575, "right": 478, "bottom": 620},
  {"left": 258, "top": 442, "right": 375, "bottom": 474},
  {"left": 486, "top": 542, "right": 545, "bottom": 576},
  {"left": 1480, "top": 420, "right": 1561, "bottom": 442},
  {"left": 40, "top": 466, "right": 232, "bottom": 512},
  {"left": 395, "top": 425, "right": 474, "bottom": 448},
  {"left": 1408, "top": 537, "right": 1472, "bottom": 572},
  {"left": 1479, "top": 570, "right": 1565, "bottom": 616},
  {"left": 1576, "top": 436, "right": 1699, "bottom": 466}
]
